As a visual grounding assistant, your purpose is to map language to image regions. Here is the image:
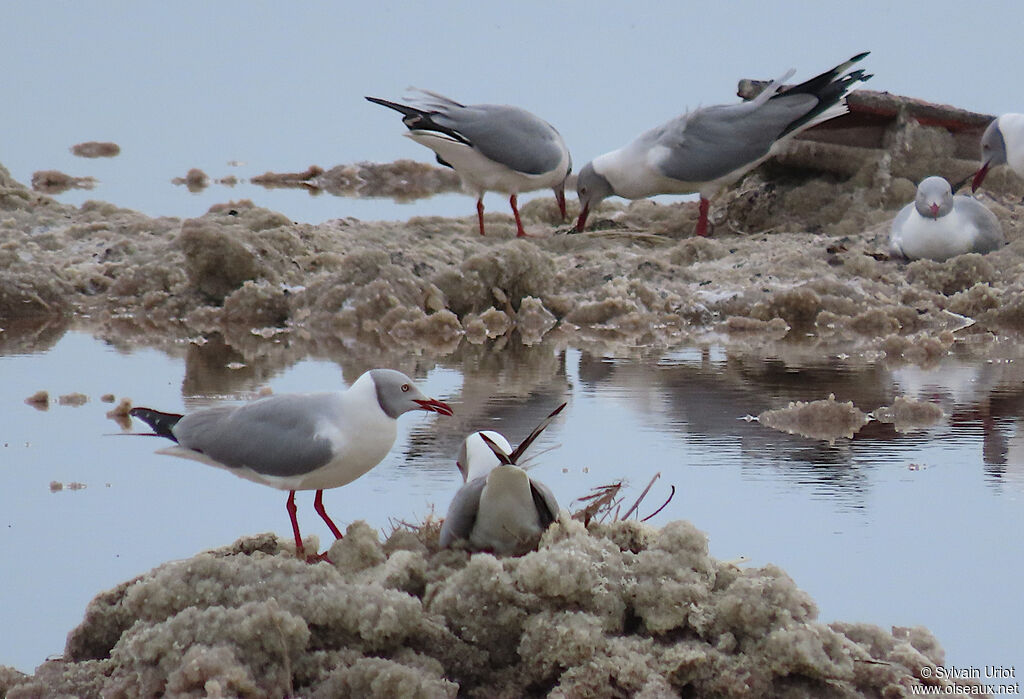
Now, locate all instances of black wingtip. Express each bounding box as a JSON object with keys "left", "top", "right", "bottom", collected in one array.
[
  {"left": 479, "top": 432, "right": 514, "bottom": 465},
  {"left": 129, "top": 407, "right": 182, "bottom": 441},
  {"left": 365, "top": 95, "right": 427, "bottom": 121},
  {"left": 774, "top": 52, "right": 873, "bottom": 137},
  {"left": 365, "top": 95, "right": 473, "bottom": 148},
  {"left": 950, "top": 172, "right": 972, "bottom": 193},
  {"left": 507, "top": 402, "right": 568, "bottom": 465}
]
